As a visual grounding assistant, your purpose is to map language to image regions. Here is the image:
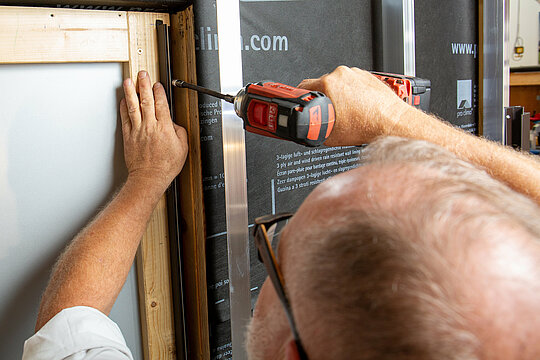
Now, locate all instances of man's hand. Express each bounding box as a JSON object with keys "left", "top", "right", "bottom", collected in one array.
[
  {"left": 35, "top": 71, "right": 189, "bottom": 332},
  {"left": 298, "top": 66, "right": 410, "bottom": 146},
  {"left": 299, "top": 66, "right": 540, "bottom": 204},
  {"left": 120, "top": 70, "right": 188, "bottom": 192}
]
